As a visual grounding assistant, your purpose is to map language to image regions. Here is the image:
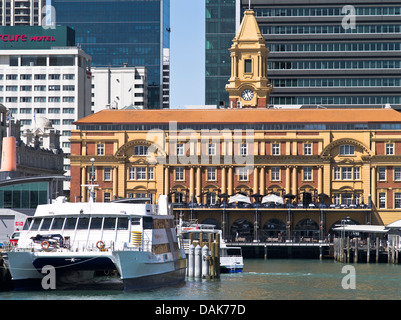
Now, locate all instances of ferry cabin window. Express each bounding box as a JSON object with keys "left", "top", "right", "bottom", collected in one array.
[
  {"left": 103, "top": 217, "right": 116, "bottom": 230},
  {"left": 143, "top": 217, "right": 153, "bottom": 229},
  {"left": 23, "top": 217, "right": 33, "bottom": 230},
  {"left": 40, "top": 218, "right": 53, "bottom": 231},
  {"left": 131, "top": 218, "right": 141, "bottom": 226},
  {"left": 90, "top": 217, "right": 103, "bottom": 230},
  {"left": 51, "top": 218, "right": 65, "bottom": 230},
  {"left": 64, "top": 217, "right": 78, "bottom": 230},
  {"left": 117, "top": 217, "right": 129, "bottom": 230},
  {"left": 30, "top": 218, "right": 42, "bottom": 231},
  {"left": 77, "top": 217, "right": 90, "bottom": 230},
  {"left": 227, "top": 248, "right": 241, "bottom": 256}
]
